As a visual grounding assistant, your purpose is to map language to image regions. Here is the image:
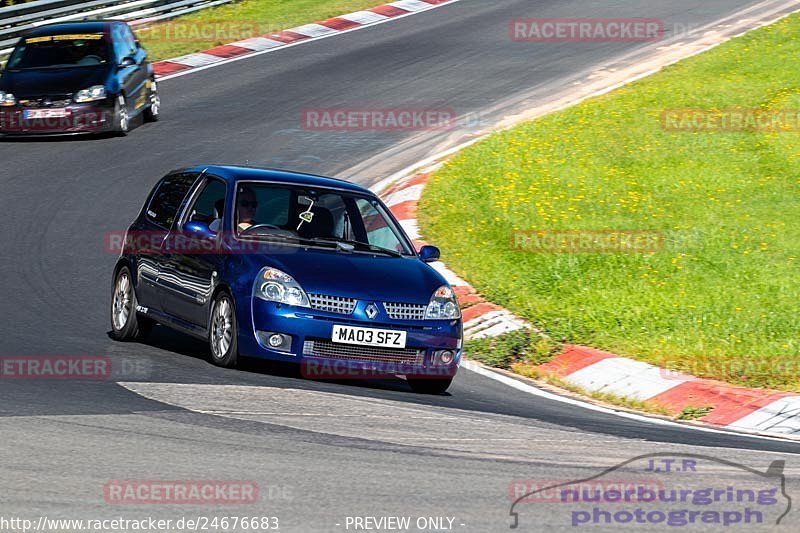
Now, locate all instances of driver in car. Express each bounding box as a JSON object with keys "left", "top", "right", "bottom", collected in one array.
[
  {"left": 236, "top": 186, "right": 258, "bottom": 232},
  {"left": 75, "top": 38, "right": 107, "bottom": 66}
]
